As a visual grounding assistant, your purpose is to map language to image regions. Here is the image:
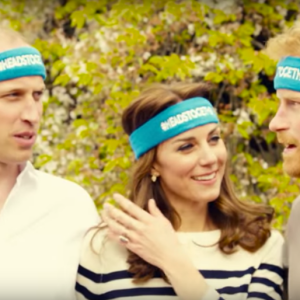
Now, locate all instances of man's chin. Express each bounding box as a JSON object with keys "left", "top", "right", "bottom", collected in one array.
[
  {"left": 5, "top": 151, "right": 33, "bottom": 165},
  {"left": 283, "top": 162, "right": 300, "bottom": 178}
]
